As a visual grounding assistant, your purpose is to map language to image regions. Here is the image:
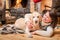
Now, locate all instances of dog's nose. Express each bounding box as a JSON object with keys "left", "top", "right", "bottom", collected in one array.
[{"left": 35, "top": 21, "right": 38, "bottom": 23}]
